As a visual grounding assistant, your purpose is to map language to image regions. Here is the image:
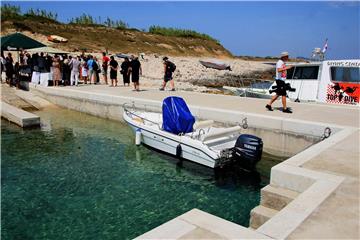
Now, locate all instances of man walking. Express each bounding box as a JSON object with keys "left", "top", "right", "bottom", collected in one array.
[
  {"left": 266, "top": 52, "right": 293, "bottom": 113},
  {"left": 159, "top": 57, "right": 176, "bottom": 91}
]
